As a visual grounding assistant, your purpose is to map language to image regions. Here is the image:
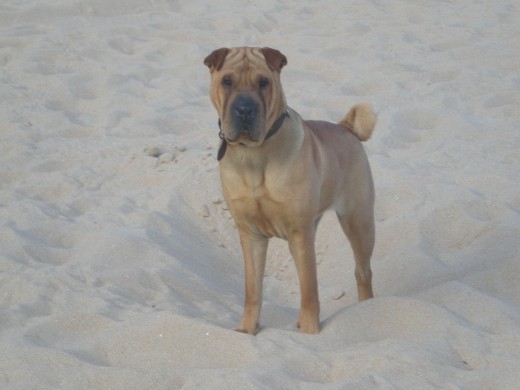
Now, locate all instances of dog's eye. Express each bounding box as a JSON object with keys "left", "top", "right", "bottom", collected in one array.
[
  {"left": 259, "top": 78, "right": 269, "bottom": 89},
  {"left": 222, "top": 76, "right": 232, "bottom": 87}
]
